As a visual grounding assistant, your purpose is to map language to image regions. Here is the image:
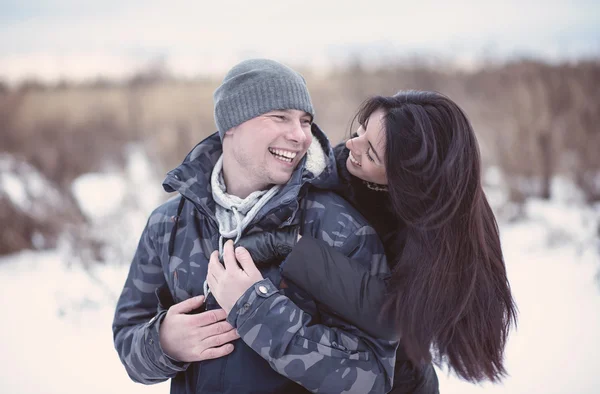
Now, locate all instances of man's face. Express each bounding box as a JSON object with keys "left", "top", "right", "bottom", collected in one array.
[{"left": 223, "top": 109, "right": 313, "bottom": 190}]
